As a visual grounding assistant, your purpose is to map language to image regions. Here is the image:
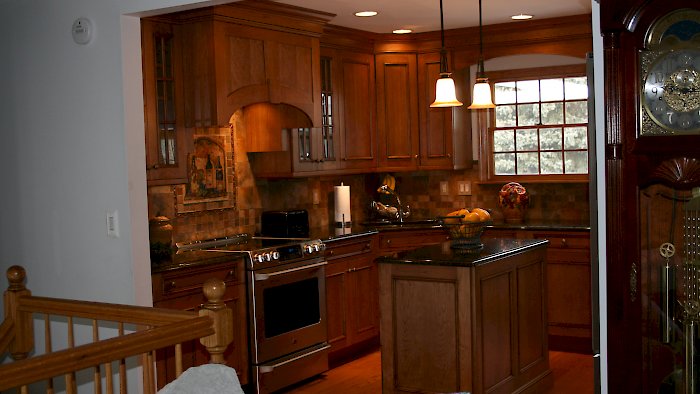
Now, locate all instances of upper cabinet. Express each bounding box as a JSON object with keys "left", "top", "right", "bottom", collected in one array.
[
  {"left": 375, "top": 53, "right": 420, "bottom": 171},
  {"left": 376, "top": 52, "right": 470, "bottom": 172},
  {"left": 323, "top": 47, "right": 377, "bottom": 172},
  {"left": 177, "top": 2, "right": 333, "bottom": 128},
  {"left": 141, "top": 18, "right": 190, "bottom": 186}
]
